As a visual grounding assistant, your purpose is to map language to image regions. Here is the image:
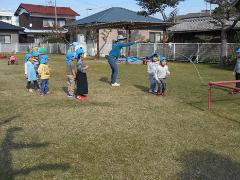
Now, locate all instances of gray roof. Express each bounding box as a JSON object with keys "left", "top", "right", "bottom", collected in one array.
[
  {"left": 168, "top": 16, "right": 240, "bottom": 33},
  {"left": 74, "top": 7, "right": 161, "bottom": 25},
  {"left": 0, "top": 21, "right": 23, "bottom": 31},
  {"left": 176, "top": 12, "right": 210, "bottom": 22}
]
